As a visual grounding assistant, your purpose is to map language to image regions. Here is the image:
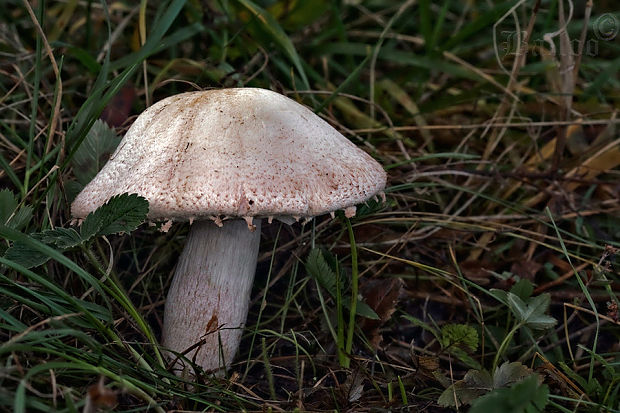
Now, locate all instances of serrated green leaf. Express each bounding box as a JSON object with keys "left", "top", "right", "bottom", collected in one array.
[
  {"left": 306, "top": 248, "right": 339, "bottom": 296},
  {"left": 8, "top": 205, "right": 33, "bottom": 231},
  {"left": 493, "top": 362, "right": 533, "bottom": 388},
  {"left": 469, "top": 374, "right": 548, "bottom": 413},
  {"left": 438, "top": 369, "right": 492, "bottom": 408},
  {"left": 0, "top": 189, "right": 18, "bottom": 223},
  {"left": 40, "top": 228, "right": 84, "bottom": 249},
  {"left": 508, "top": 292, "right": 556, "bottom": 330},
  {"left": 454, "top": 350, "right": 482, "bottom": 370},
  {"left": 527, "top": 294, "right": 551, "bottom": 318},
  {"left": 510, "top": 278, "right": 534, "bottom": 300},
  {"left": 433, "top": 370, "right": 452, "bottom": 389},
  {"left": 507, "top": 293, "right": 529, "bottom": 322},
  {"left": 79, "top": 193, "right": 149, "bottom": 240},
  {"left": 440, "top": 324, "right": 478, "bottom": 353},
  {"left": 461, "top": 368, "right": 492, "bottom": 390},
  {"left": 489, "top": 288, "right": 508, "bottom": 305},
  {"left": 71, "top": 119, "right": 120, "bottom": 186},
  {"left": 306, "top": 248, "right": 376, "bottom": 319},
  {"left": 64, "top": 180, "right": 85, "bottom": 204},
  {"left": 4, "top": 239, "right": 51, "bottom": 269},
  {"left": 439, "top": 324, "right": 480, "bottom": 369},
  {"left": 2, "top": 225, "right": 82, "bottom": 269},
  {"left": 438, "top": 385, "right": 460, "bottom": 408},
  {"left": 0, "top": 189, "right": 32, "bottom": 231},
  {"left": 438, "top": 363, "right": 541, "bottom": 408},
  {"left": 526, "top": 314, "right": 557, "bottom": 330}
]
